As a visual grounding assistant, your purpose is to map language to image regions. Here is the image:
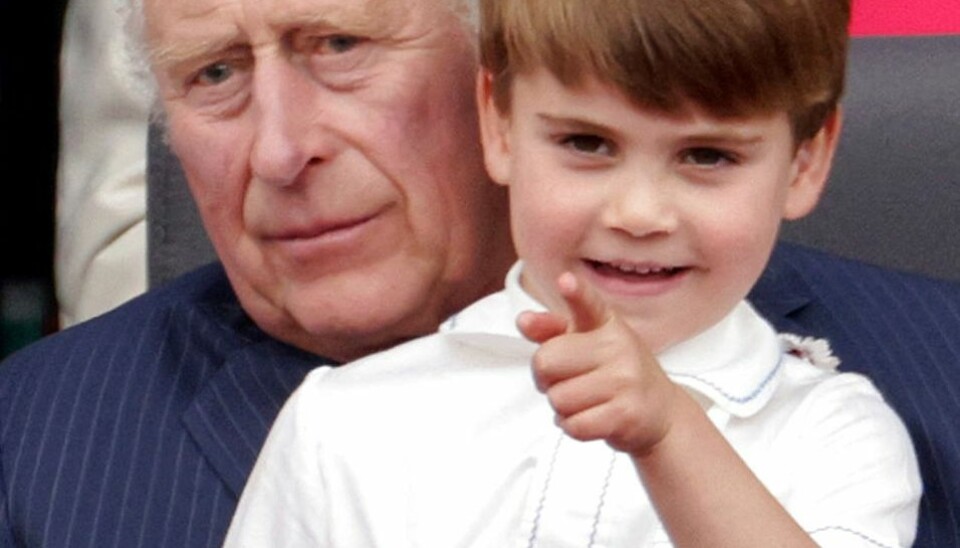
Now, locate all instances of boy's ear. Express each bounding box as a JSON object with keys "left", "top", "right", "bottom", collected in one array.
[
  {"left": 476, "top": 69, "right": 512, "bottom": 186},
  {"left": 783, "top": 108, "right": 843, "bottom": 220}
]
